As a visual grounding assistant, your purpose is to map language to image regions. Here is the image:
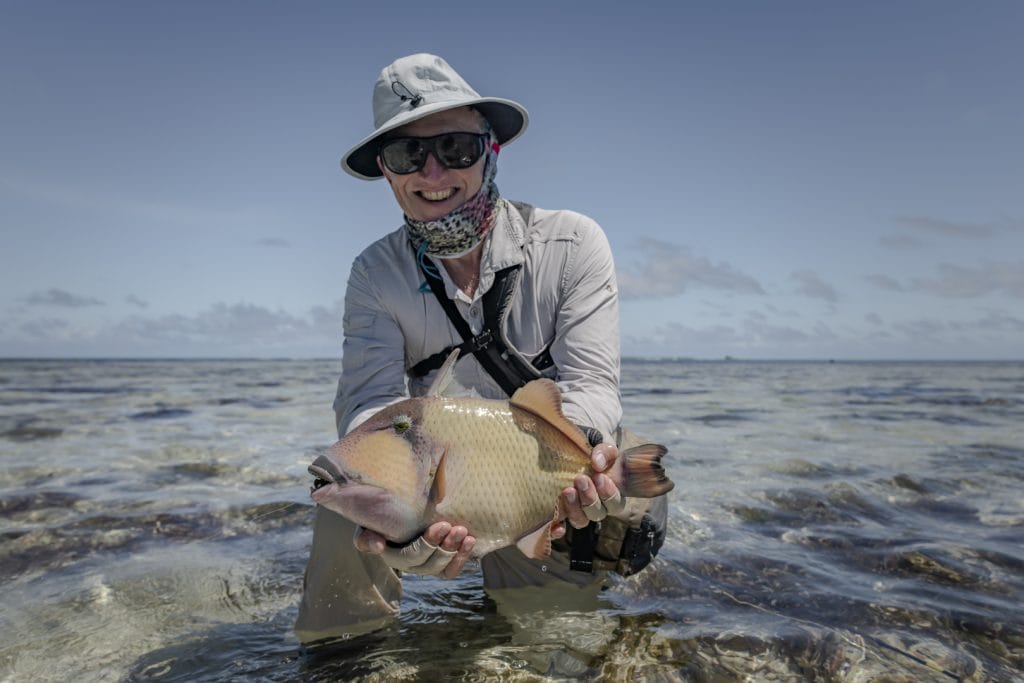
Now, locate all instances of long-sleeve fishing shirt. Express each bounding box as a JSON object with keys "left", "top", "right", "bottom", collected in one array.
[
  {"left": 296, "top": 199, "right": 627, "bottom": 644},
  {"left": 332, "top": 198, "right": 622, "bottom": 439}
]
